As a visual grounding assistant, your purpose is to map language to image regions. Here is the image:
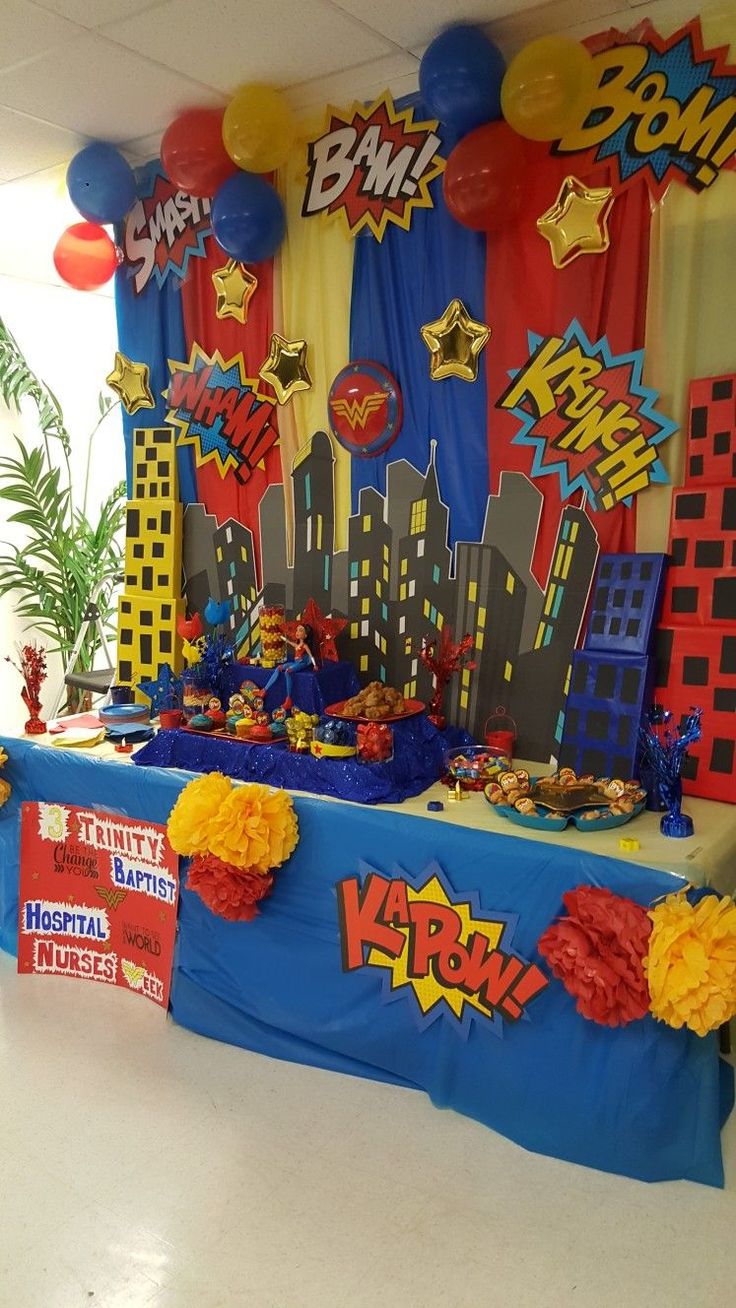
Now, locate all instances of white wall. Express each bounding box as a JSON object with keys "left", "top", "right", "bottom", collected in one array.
[{"left": 0, "top": 165, "right": 122, "bottom": 730}]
